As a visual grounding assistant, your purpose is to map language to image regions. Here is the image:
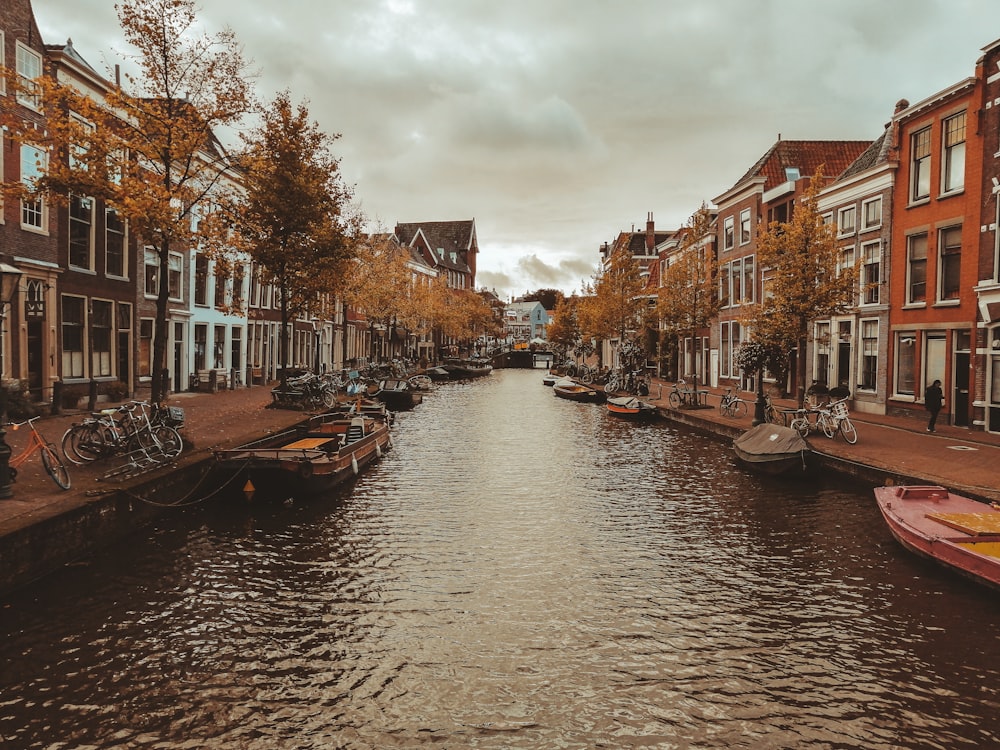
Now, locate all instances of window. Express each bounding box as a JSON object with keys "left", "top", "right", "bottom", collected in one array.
[
  {"left": 895, "top": 332, "right": 916, "bottom": 396},
  {"left": 194, "top": 254, "right": 209, "bottom": 306},
  {"left": 106, "top": 208, "right": 125, "bottom": 277},
  {"left": 214, "top": 326, "right": 226, "bottom": 369},
  {"left": 938, "top": 225, "right": 962, "bottom": 300},
  {"left": 214, "top": 267, "right": 229, "bottom": 309},
  {"left": 723, "top": 216, "right": 735, "bottom": 251},
  {"left": 144, "top": 248, "right": 158, "bottom": 296},
  {"left": 69, "top": 195, "right": 94, "bottom": 269},
  {"left": 138, "top": 319, "right": 153, "bottom": 377},
  {"left": 61, "top": 296, "right": 86, "bottom": 378},
  {"left": 720, "top": 322, "right": 742, "bottom": 378},
  {"left": 839, "top": 246, "right": 855, "bottom": 278},
  {"left": 0, "top": 32, "right": 6, "bottom": 96},
  {"left": 91, "top": 300, "right": 112, "bottom": 377},
  {"left": 911, "top": 127, "right": 931, "bottom": 201},
  {"left": 168, "top": 253, "right": 182, "bottom": 300},
  {"left": 194, "top": 324, "right": 207, "bottom": 371},
  {"left": 742, "top": 256, "right": 755, "bottom": 305},
  {"left": 942, "top": 112, "right": 966, "bottom": 193},
  {"left": 20, "top": 144, "right": 45, "bottom": 229},
  {"left": 249, "top": 264, "right": 261, "bottom": 306},
  {"left": 861, "top": 242, "right": 881, "bottom": 305},
  {"left": 231, "top": 328, "right": 243, "bottom": 371},
  {"left": 838, "top": 205, "right": 856, "bottom": 235},
  {"left": 860, "top": 320, "right": 878, "bottom": 391},
  {"left": 815, "top": 322, "right": 831, "bottom": 384},
  {"left": 862, "top": 197, "right": 881, "bottom": 230},
  {"left": 907, "top": 233, "right": 927, "bottom": 304},
  {"left": 15, "top": 42, "right": 42, "bottom": 109},
  {"left": 739, "top": 209, "right": 751, "bottom": 245},
  {"left": 731, "top": 259, "right": 743, "bottom": 304},
  {"left": 719, "top": 263, "right": 731, "bottom": 307}
]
